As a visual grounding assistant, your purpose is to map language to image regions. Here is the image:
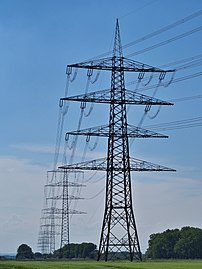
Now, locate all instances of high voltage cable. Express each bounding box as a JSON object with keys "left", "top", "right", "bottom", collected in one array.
[
  {"left": 144, "top": 117, "right": 202, "bottom": 131},
  {"left": 87, "top": 10, "right": 202, "bottom": 61},
  {"left": 160, "top": 54, "right": 202, "bottom": 69},
  {"left": 126, "top": 26, "right": 202, "bottom": 57},
  {"left": 127, "top": 71, "right": 202, "bottom": 91},
  {"left": 174, "top": 59, "right": 202, "bottom": 71},
  {"left": 123, "top": 9, "right": 202, "bottom": 50},
  {"left": 125, "top": 54, "right": 202, "bottom": 90},
  {"left": 169, "top": 95, "right": 202, "bottom": 103},
  {"left": 120, "top": 0, "right": 159, "bottom": 19}
]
